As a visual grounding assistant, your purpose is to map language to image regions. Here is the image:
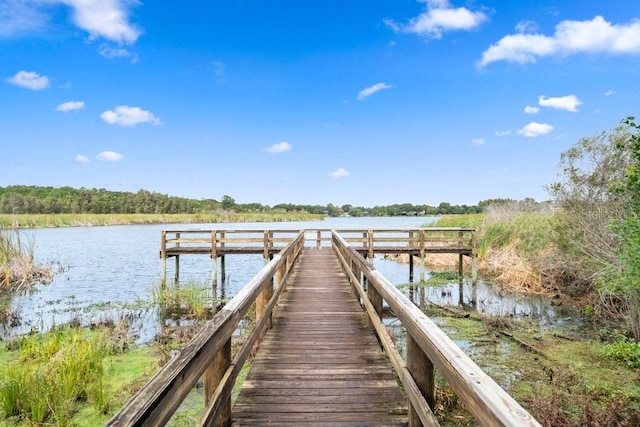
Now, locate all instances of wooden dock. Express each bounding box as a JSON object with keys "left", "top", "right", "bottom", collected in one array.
[
  {"left": 109, "top": 228, "right": 540, "bottom": 427},
  {"left": 232, "top": 248, "right": 408, "bottom": 426}
]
